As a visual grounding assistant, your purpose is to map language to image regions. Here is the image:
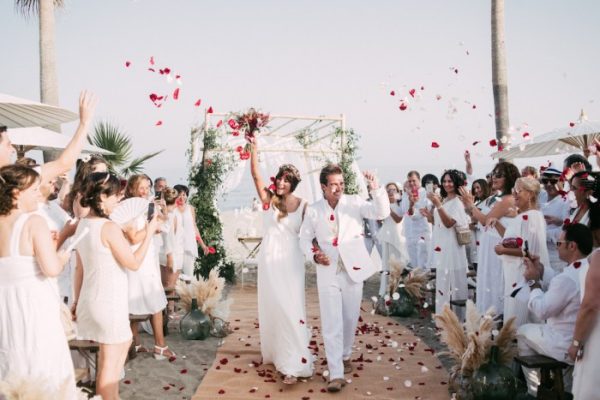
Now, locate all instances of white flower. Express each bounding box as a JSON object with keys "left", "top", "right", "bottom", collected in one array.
[
  {"left": 392, "top": 292, "right": 400, "bottom": 300},
  {"left": 82, "top": 154, "right": 91, "bottom": 163}
]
